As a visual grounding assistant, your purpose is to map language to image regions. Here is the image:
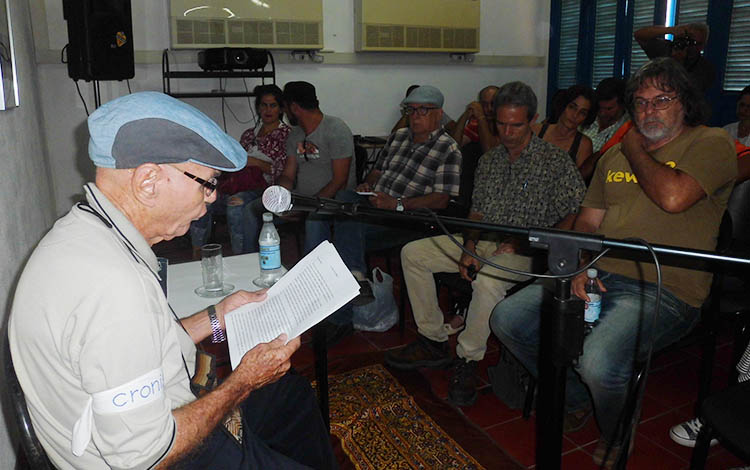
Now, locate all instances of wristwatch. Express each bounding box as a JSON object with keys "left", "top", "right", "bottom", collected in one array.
[
  {"left": 207, "top": 305, "right": 226, "bottom": 343},
  {"left": 396, "top": 197, "right": 405, "bottom": 212}
]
